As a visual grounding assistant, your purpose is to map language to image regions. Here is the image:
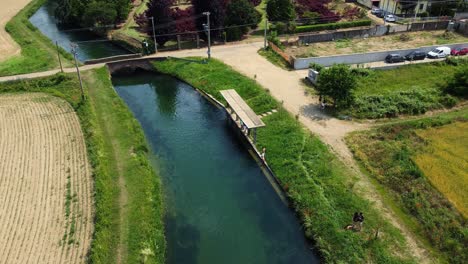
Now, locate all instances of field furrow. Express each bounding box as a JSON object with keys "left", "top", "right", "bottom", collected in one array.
[{"left": 0, "top": 93, "right": 93, "bottom": 264}]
